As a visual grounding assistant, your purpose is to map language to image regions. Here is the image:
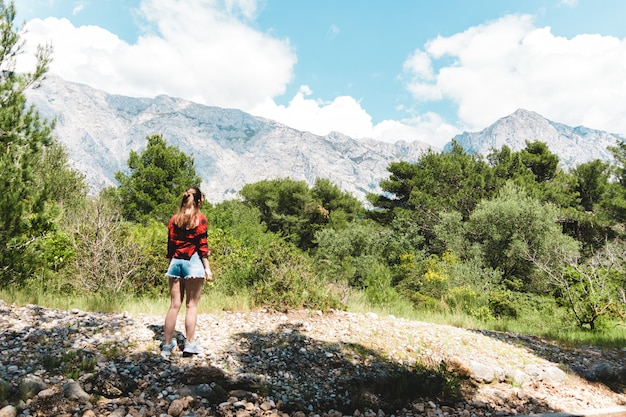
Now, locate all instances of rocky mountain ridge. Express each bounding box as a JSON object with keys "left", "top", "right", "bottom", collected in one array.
[
  {"left": 449, "top": 108, "right": 625, "bottom": 168},
  {"left": 25, "top": 76, "right": 626, "bottom": 204},
  {"left": 25, "top": 75, "right": 430, "bottom": 204}
]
